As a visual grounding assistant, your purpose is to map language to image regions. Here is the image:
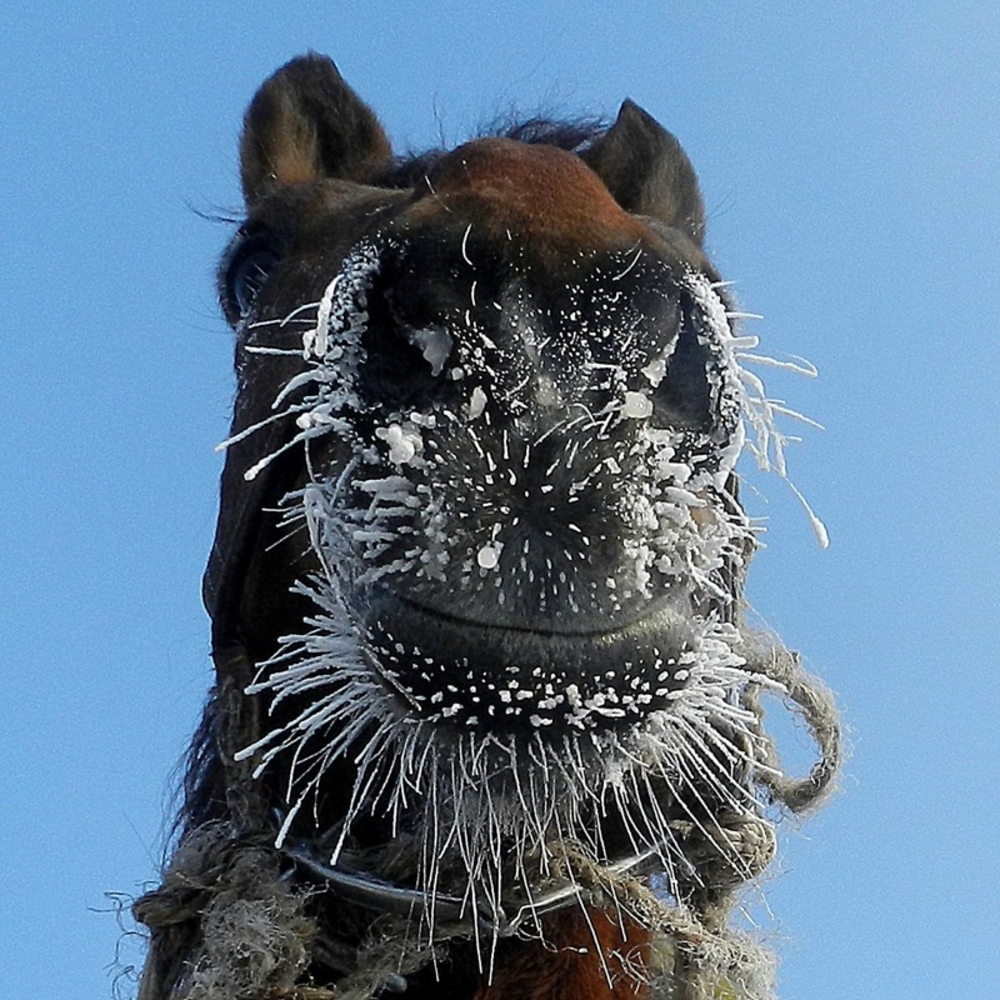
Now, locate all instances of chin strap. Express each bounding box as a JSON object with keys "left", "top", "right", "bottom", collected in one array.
[
  {"left": 286, "top": 840, "right": 668, "bottom": 940},
  {"left": 280, "top": 815, "right": 778, "bottom": 999}
]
